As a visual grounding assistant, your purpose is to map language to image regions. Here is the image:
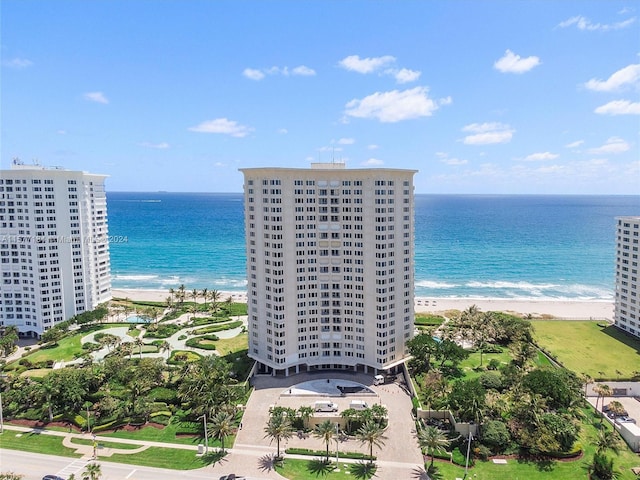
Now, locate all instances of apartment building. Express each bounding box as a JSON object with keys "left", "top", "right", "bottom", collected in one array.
[
  {"left": 0, "top": 162, "right": 111, "bottom": 337},
  {"left": 240, "top": 163, "right": 417, "bottom": 376},
  {"left": 614, "top": 216, "right": 640, "bottom": 338}
]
